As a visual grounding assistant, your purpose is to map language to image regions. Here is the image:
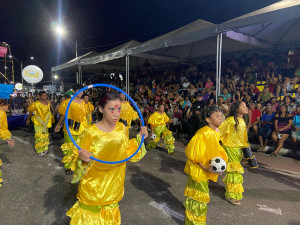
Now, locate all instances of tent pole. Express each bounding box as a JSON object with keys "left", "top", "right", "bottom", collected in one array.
[
  {"left": 216, "top": 34, "right": 220, "bottom": 102},
  {"left": 127, "top": 56, "right": 130, "bottom": 96},
  {"left": 218, "top": 33, "right": 223, "bottom": 99}
]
